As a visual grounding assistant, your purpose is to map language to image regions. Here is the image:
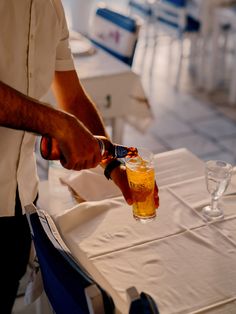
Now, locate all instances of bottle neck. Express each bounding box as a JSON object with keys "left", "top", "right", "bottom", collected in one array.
[
  {"left": 95, "top": 135, "right": 138, "bottom": 159},
  {"left": 113, "top": 145, "right": 129, "bottom": 158},
  {"left": 40, "top": 134, "right": 138, "bottom": 162}
]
